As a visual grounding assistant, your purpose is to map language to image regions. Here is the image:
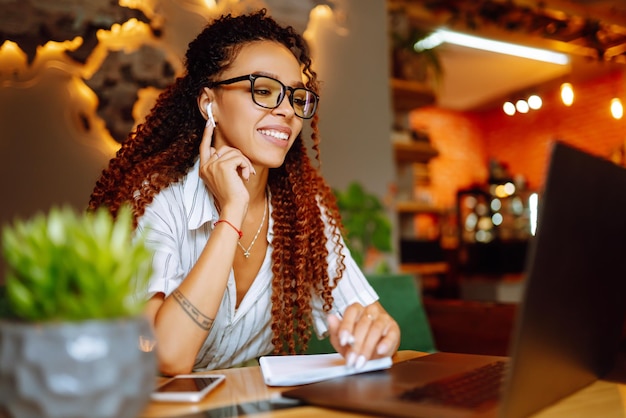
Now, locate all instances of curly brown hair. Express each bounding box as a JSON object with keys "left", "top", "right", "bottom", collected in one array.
[{"left": 88, "top": 9, "right": 345, "bottom": 355}]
